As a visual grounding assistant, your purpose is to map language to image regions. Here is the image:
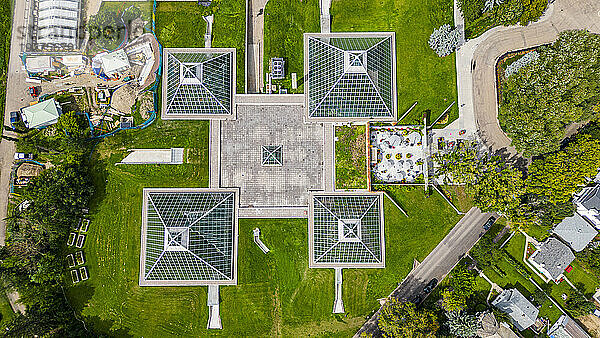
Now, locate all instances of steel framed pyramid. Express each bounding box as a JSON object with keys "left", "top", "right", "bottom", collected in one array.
[
  {"left": 139, "top": 188, "right": 238, "bottom": 286},
  {"left": 309, "top": 192, "right": 385, "bottom": 268},
  {"left": 162, "top": 48, "right": 236, "bottom": 119},
  {"left": 304, "top": 33, "right": 396, "bottom": 121}
]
